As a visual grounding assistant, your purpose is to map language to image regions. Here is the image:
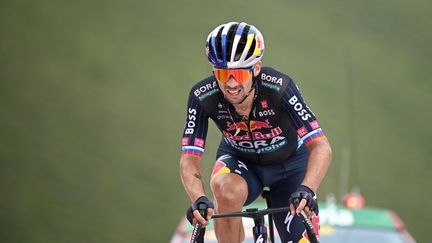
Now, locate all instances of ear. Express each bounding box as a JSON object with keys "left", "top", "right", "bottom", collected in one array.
[{"left": 253, "top": 61, "right": 262, "bottom": 77}]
